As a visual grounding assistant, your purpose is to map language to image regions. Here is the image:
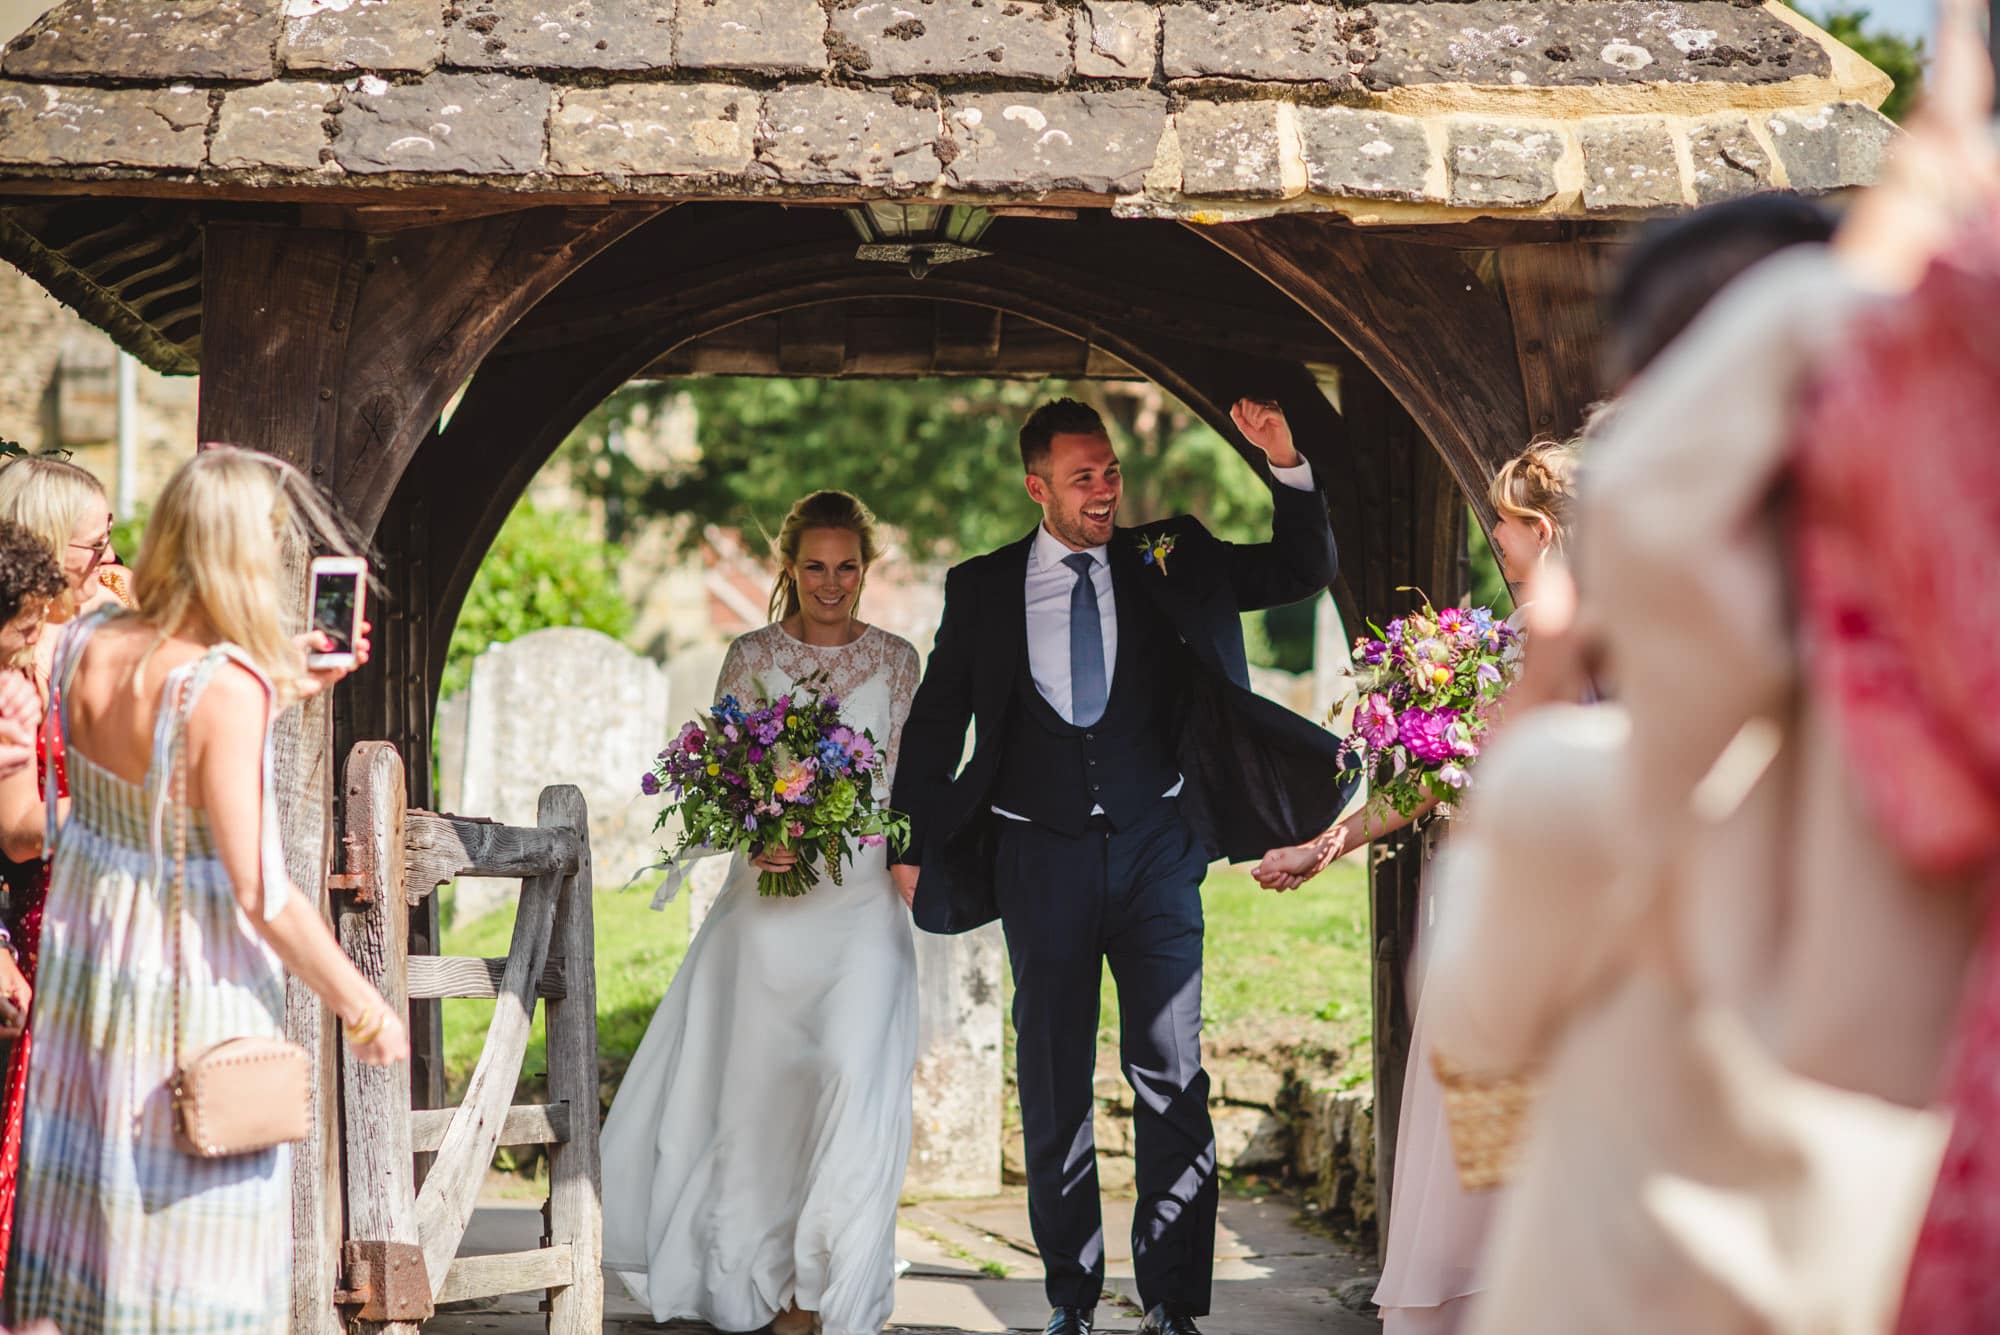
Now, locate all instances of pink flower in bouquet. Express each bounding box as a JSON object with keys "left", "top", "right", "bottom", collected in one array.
[
  {"left": 1438, "top": 762, "right": 1469, "bottom": 789},
  {"left": 773, "top": 758, "right": 817, "bottom": 803},
  {"left": 676, "top": 722, "right": 705, "bottom": 755},
  {"left": 860, "top": 834, "right": 886, "bottom": 848},
  {"left": 849, "top": 735, "right": 879, "bottom": 770},
  {"left": 787, "top": 821, "right": 805, "bottom": 838},
  {"left": 1398, "top": 707, "right": 1460, "bottom": 765},
  {"left": 1356, "top": 694, "right": 1398, "bottom": 747}
]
